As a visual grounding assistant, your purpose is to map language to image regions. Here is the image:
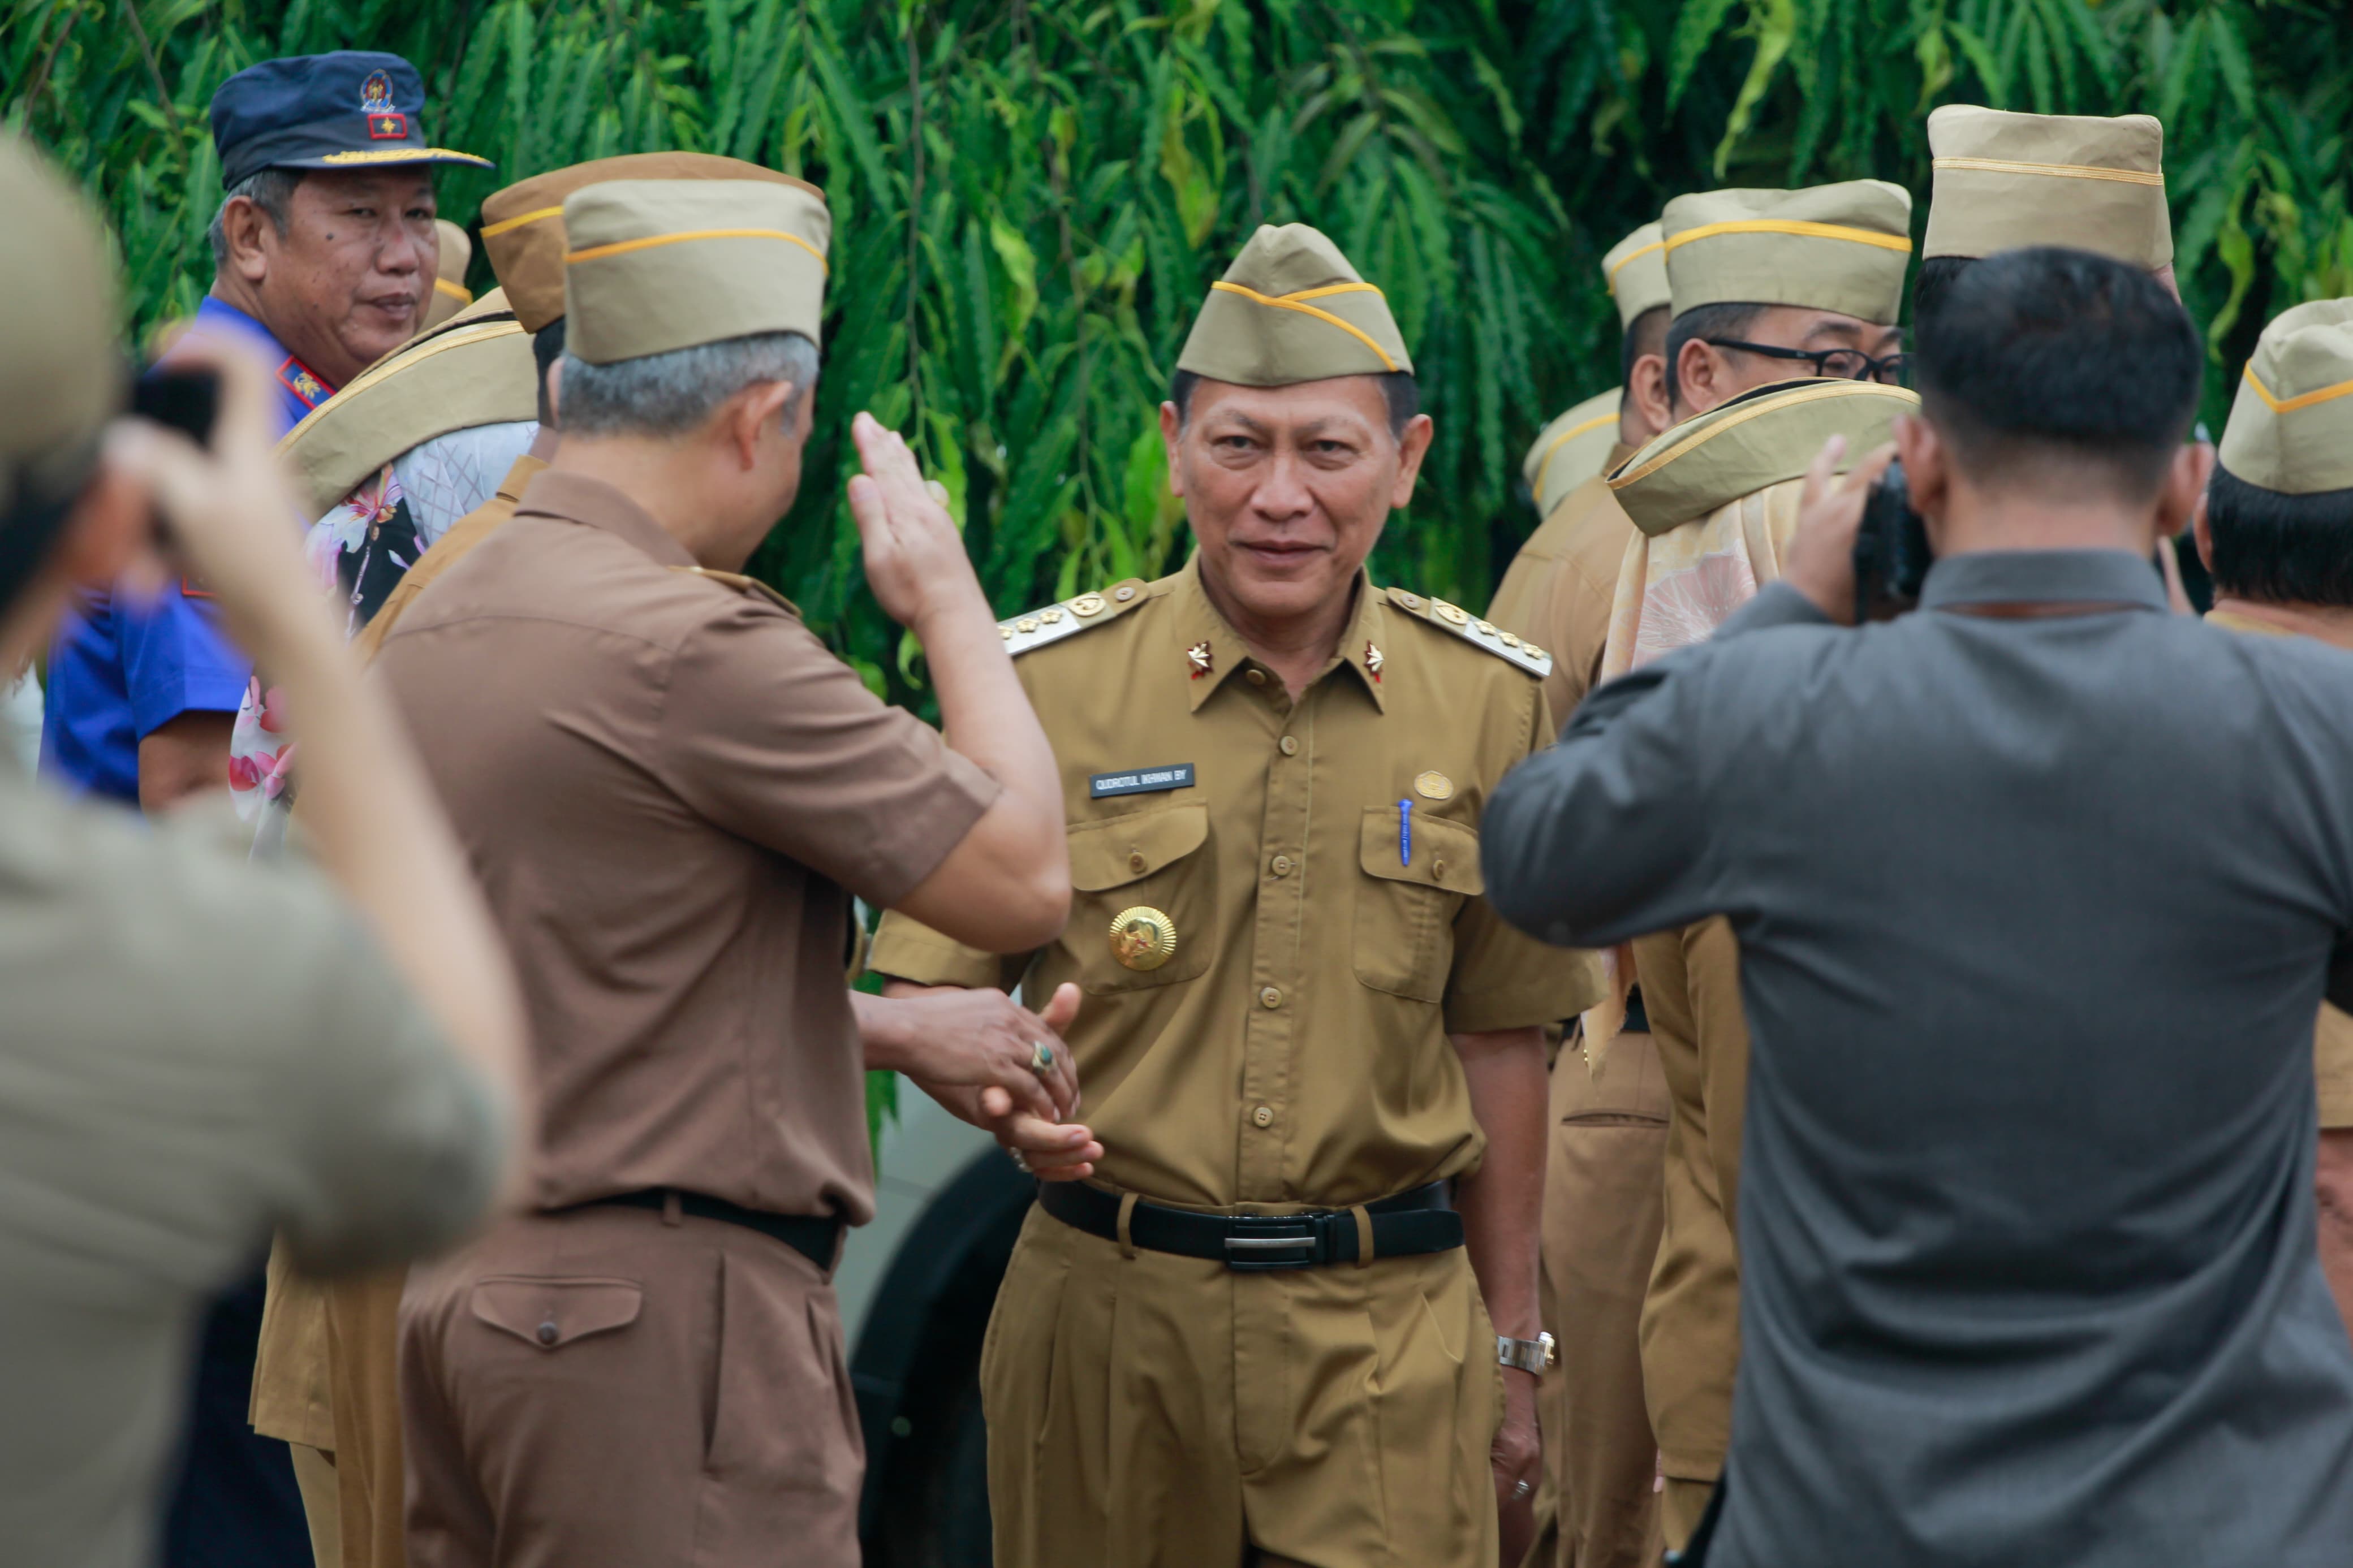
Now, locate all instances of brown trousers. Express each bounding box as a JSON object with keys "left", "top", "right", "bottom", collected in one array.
[
  {"left": 983, "top": 1203, "right": 1500, "bottom": 1567},
  {"left": 1539, "top": 1029, "right": 1669, "bottom": 1568},
  {"left": 400, "top": 1204, "right": 860, "bottom": 1567}
]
